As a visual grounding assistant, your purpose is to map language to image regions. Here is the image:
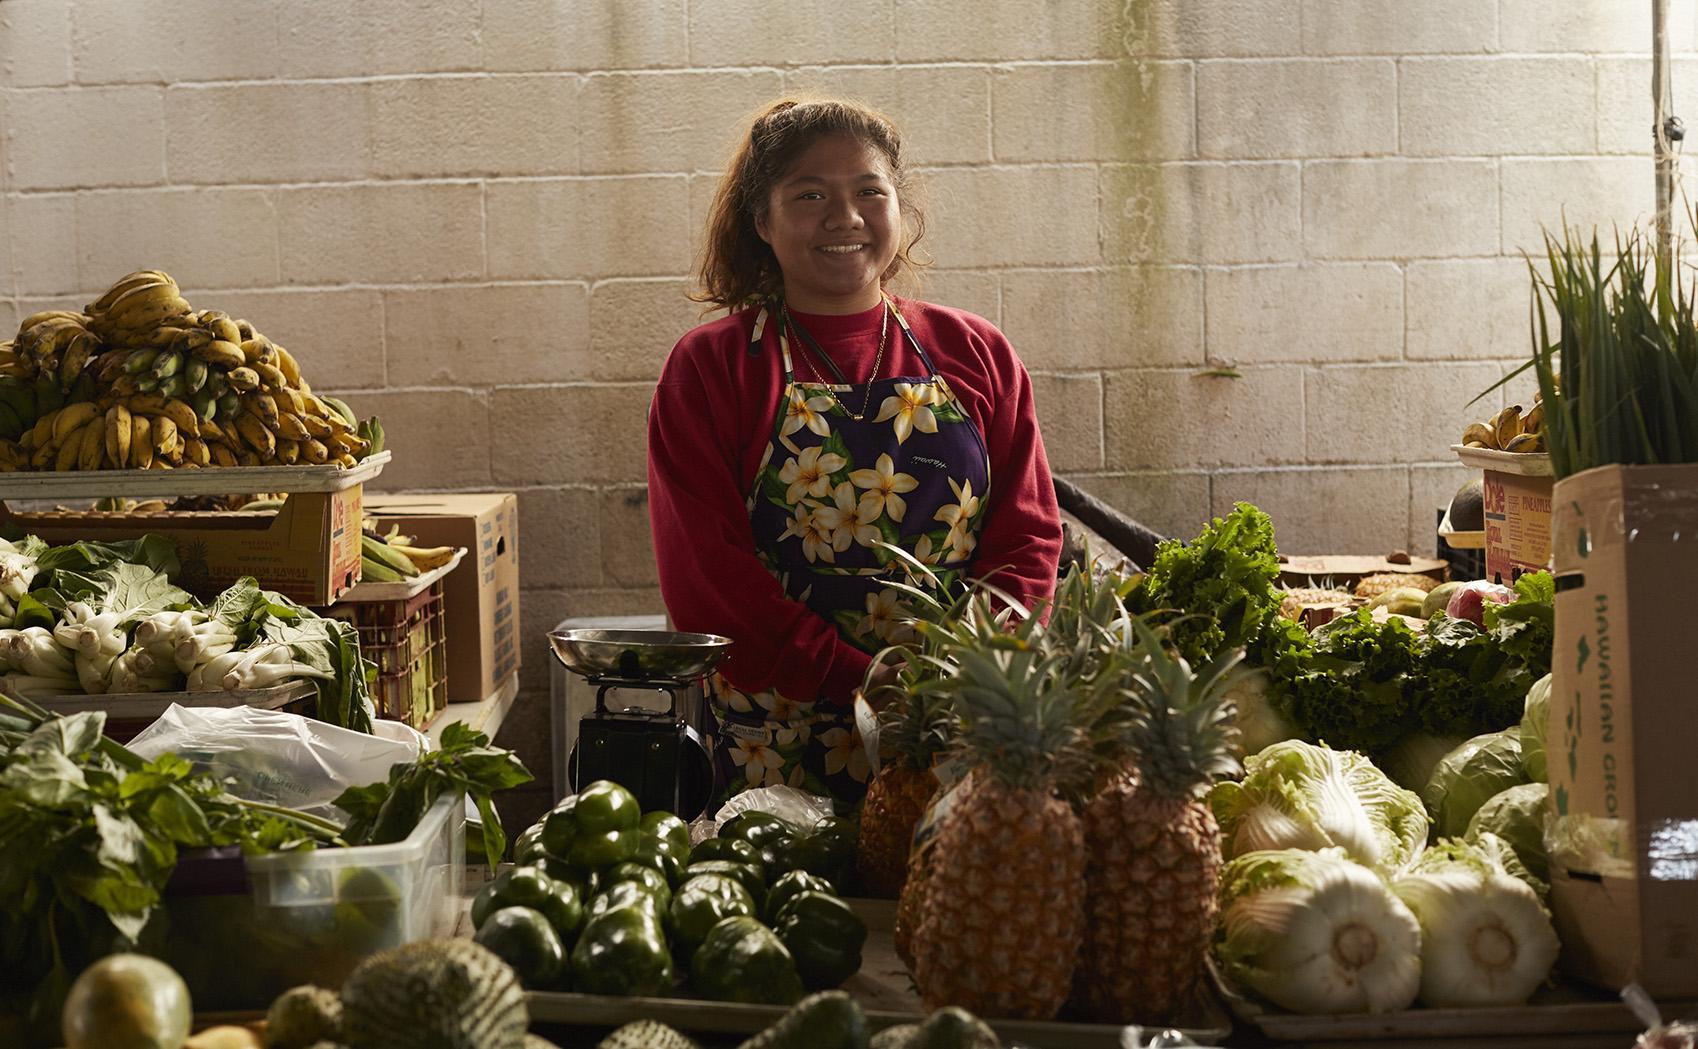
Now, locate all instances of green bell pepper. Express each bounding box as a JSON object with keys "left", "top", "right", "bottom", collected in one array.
[
  {"left": 778, "top": 817, "right": 857, "bottom": 888},
  {"left": 773, "top": 891, "right": 867, "bottom": 989},
  {"left": 719, "top": 811, "right": 795, "bottom": 848},
  {"left": 684, "top": 860, "right": 765, "bottom": 902},
  {"left": 605, "top": 862, "right": 673, "bottom": 910},
  {"left": 641, "top": 811, "right": 691, "bottom": 855},
  {"left": 473, "top": 905, "right": 568, "bottom": 989},
  {"left": 569, "top": 907, "right": 674, "bottom": 997},
  {"left": 541, "top": 781, "right": 643, "bottom": 872},
  {"left": 667, "top": 874, "right": 757, "bottom": 960},
  {"left": 512, "top": 821, "right": 545, "bottom": 861},
  {"left": 690, "top": 916, "right": 804, "bottom": 1005},
  {"left": 629, "top": 834, "right": 687, "bottom": 887},
  {"left": 469, "top": 865, "right": 584, "bottom": 943},
  {"left": 764, "top": 870, "right": 835, "bottom": 924},
  {"left": 690, "top": 836, "right": 765, "bottom": 876},
  {"left": 586, "top": 879, "right": 669, "bottom": 933}
]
